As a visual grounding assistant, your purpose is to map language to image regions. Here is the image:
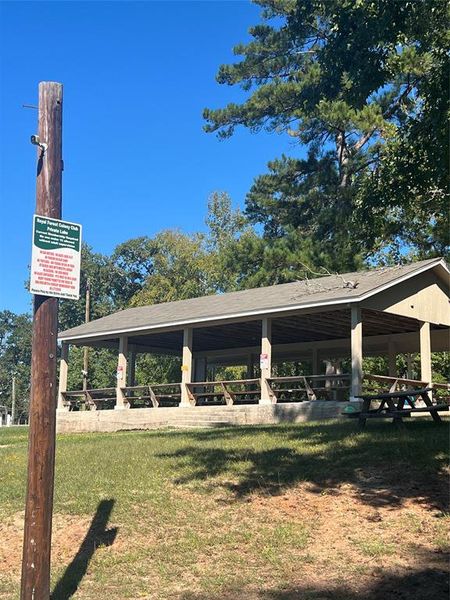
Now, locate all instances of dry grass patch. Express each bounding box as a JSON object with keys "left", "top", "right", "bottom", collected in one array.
[{"left": 0, "top": 420, "right": 448, "bottom": 599}]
